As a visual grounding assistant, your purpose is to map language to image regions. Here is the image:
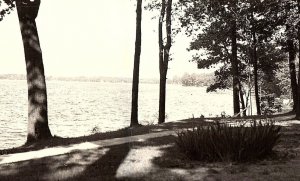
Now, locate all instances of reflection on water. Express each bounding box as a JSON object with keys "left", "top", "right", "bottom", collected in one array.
[{"left": 0, "top": 80, "right": 232, "bottom": 149}]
